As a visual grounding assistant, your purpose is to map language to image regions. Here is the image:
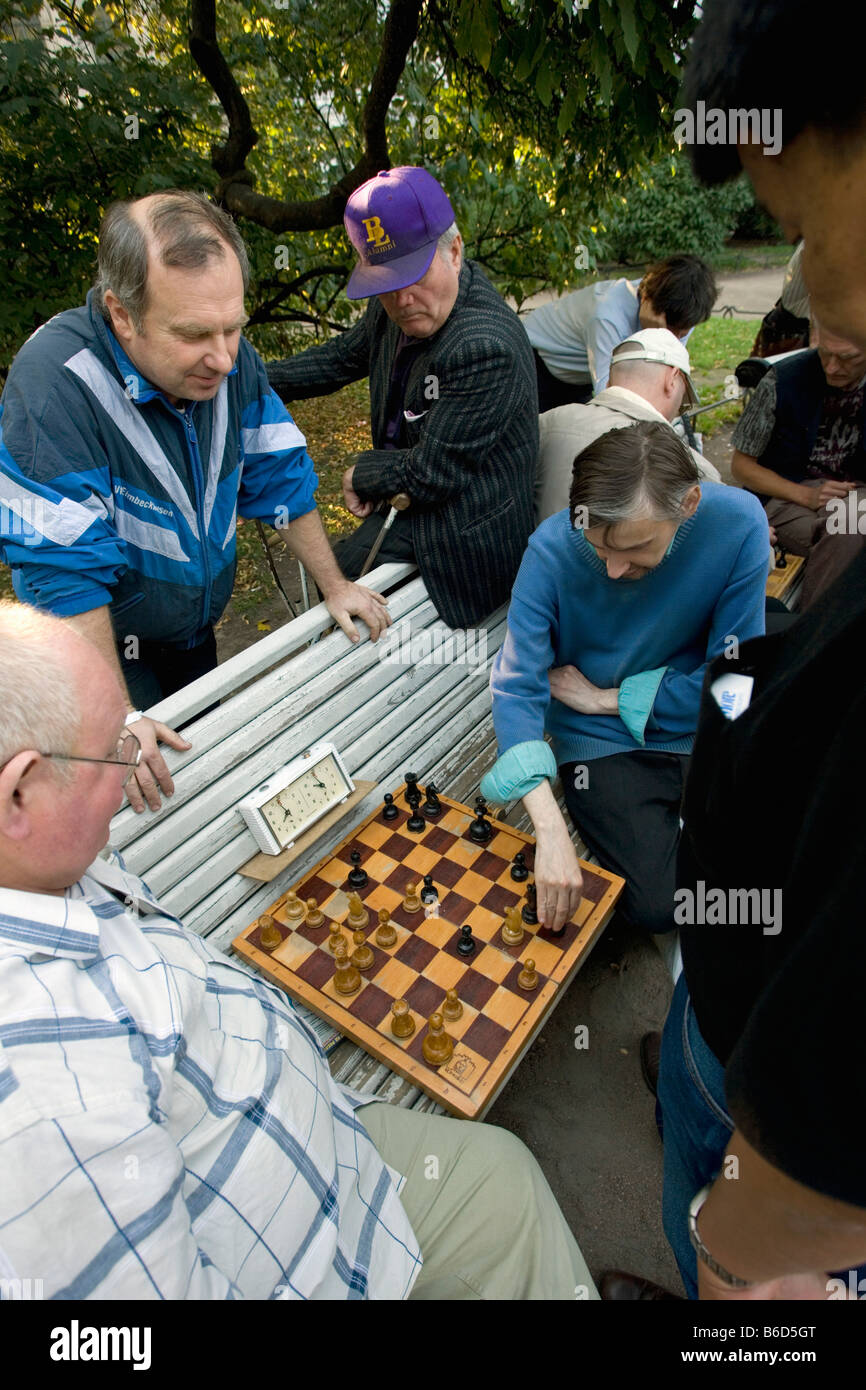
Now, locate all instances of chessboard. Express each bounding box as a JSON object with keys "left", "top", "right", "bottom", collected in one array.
[
  {"left": 766, "top": 549, "right": 804, "bottom": 601},
  {"left": 232, "top": 784, "right": 625, "bottom": 1120}
]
